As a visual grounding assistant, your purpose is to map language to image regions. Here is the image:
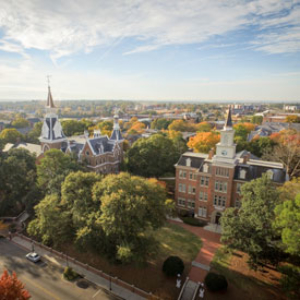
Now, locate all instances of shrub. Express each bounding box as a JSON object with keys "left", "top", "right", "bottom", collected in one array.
[
  {"left": 180, "top": 217, "right": 207, "bottom": 227},
  {"left": 63, "top": 267, "right": 78, "bottom": 281},
  {"left": 205, "top": 272, "right": 228, "bottom": 292},
  {"left": 162, "top": 256, "right": 184, "bottom": 276}
]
